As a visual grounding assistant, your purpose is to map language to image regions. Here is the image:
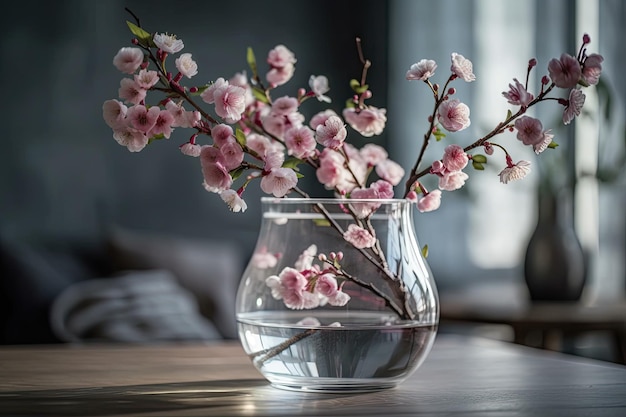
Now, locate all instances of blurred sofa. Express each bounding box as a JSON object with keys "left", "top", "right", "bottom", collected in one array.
[{"left": 0, "top": 227, "right": 244, "bottom": 344}]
